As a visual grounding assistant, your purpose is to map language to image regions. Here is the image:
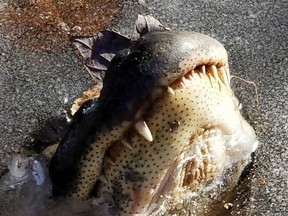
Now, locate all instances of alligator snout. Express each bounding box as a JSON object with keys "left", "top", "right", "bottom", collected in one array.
[{"left": 49, "top": 31, "right": 258, "bottom": 215}]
